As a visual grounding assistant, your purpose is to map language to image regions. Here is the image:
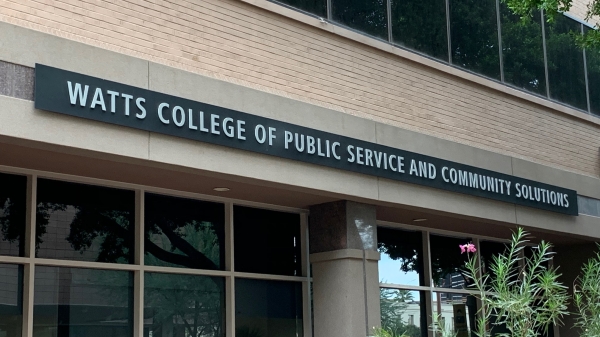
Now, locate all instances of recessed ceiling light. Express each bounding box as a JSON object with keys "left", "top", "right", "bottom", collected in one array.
[
  {"left": 213, "top": 187, "right": 230, "bottom": 192},
  {"left": 412, "top": 218, "right": 427, "bottom": 222}
]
